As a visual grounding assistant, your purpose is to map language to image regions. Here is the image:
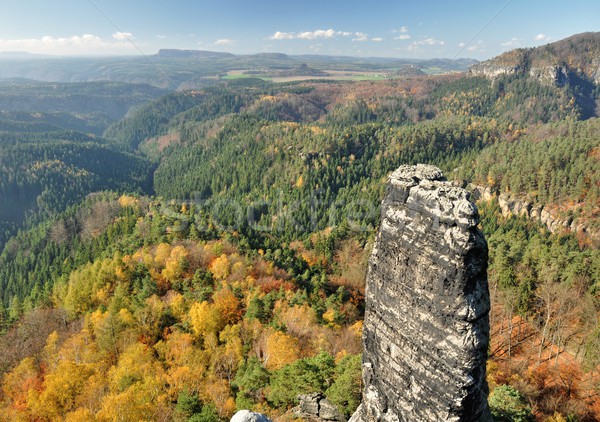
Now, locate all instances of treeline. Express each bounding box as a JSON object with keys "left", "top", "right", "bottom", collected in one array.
[
  {"left": 1, "top": 189, "right": 597, "bottom": 420},
  {"left": 0, "top": 64, "right": 599, "bottom": 420},
  {"left": 0, "top": 193, "right": 140, "bottom": 310},
  {"left": 0, "top": 80, "right": 167, "bottom": 247},
  {"left": 429, "top": 74, "right": 585, "bottom": 123}
]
